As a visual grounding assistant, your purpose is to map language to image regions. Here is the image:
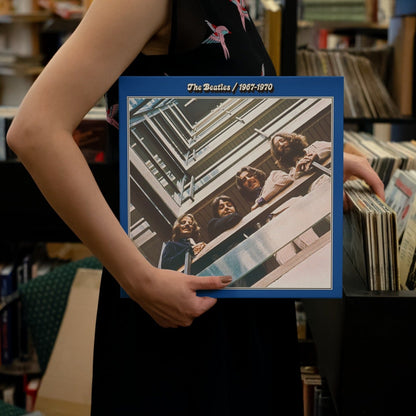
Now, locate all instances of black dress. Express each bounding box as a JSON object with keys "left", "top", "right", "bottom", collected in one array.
[{"left": 92, "top": 1, "right": 303, "bottom": 414}]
